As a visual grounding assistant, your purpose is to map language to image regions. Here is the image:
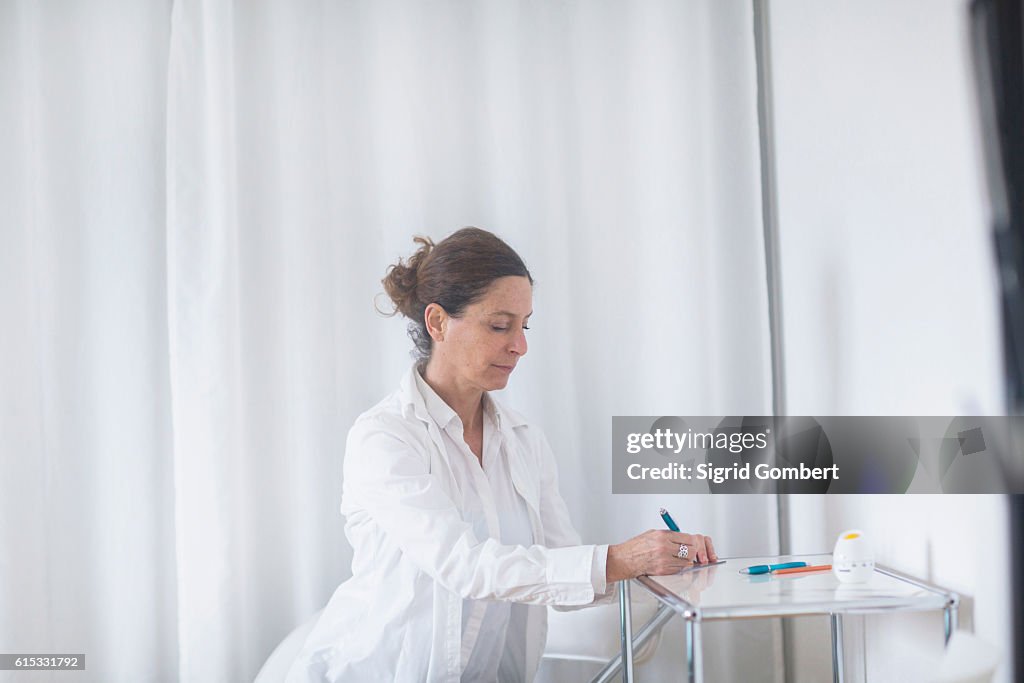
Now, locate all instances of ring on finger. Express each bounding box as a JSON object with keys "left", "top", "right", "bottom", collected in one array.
[{"left": 677, "top": 543, "right": 689, "bottom": 559}]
